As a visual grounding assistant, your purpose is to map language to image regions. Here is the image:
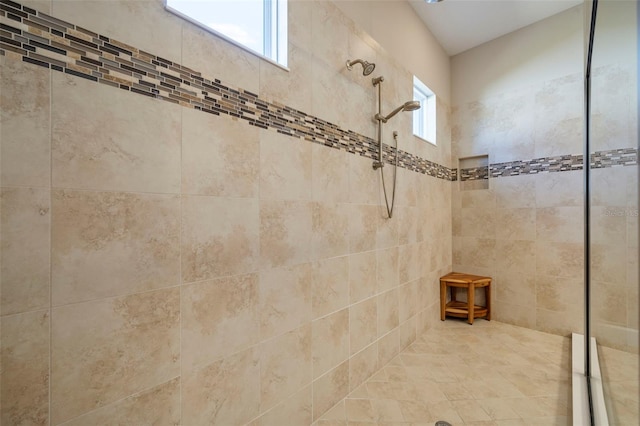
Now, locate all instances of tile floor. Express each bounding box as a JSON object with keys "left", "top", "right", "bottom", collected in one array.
[
  {"left": 316, "top": 319, "right": 574, "bottom": 425},
  {"left": 599, "top": 344, "right": 640, "bottom": 424}
]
